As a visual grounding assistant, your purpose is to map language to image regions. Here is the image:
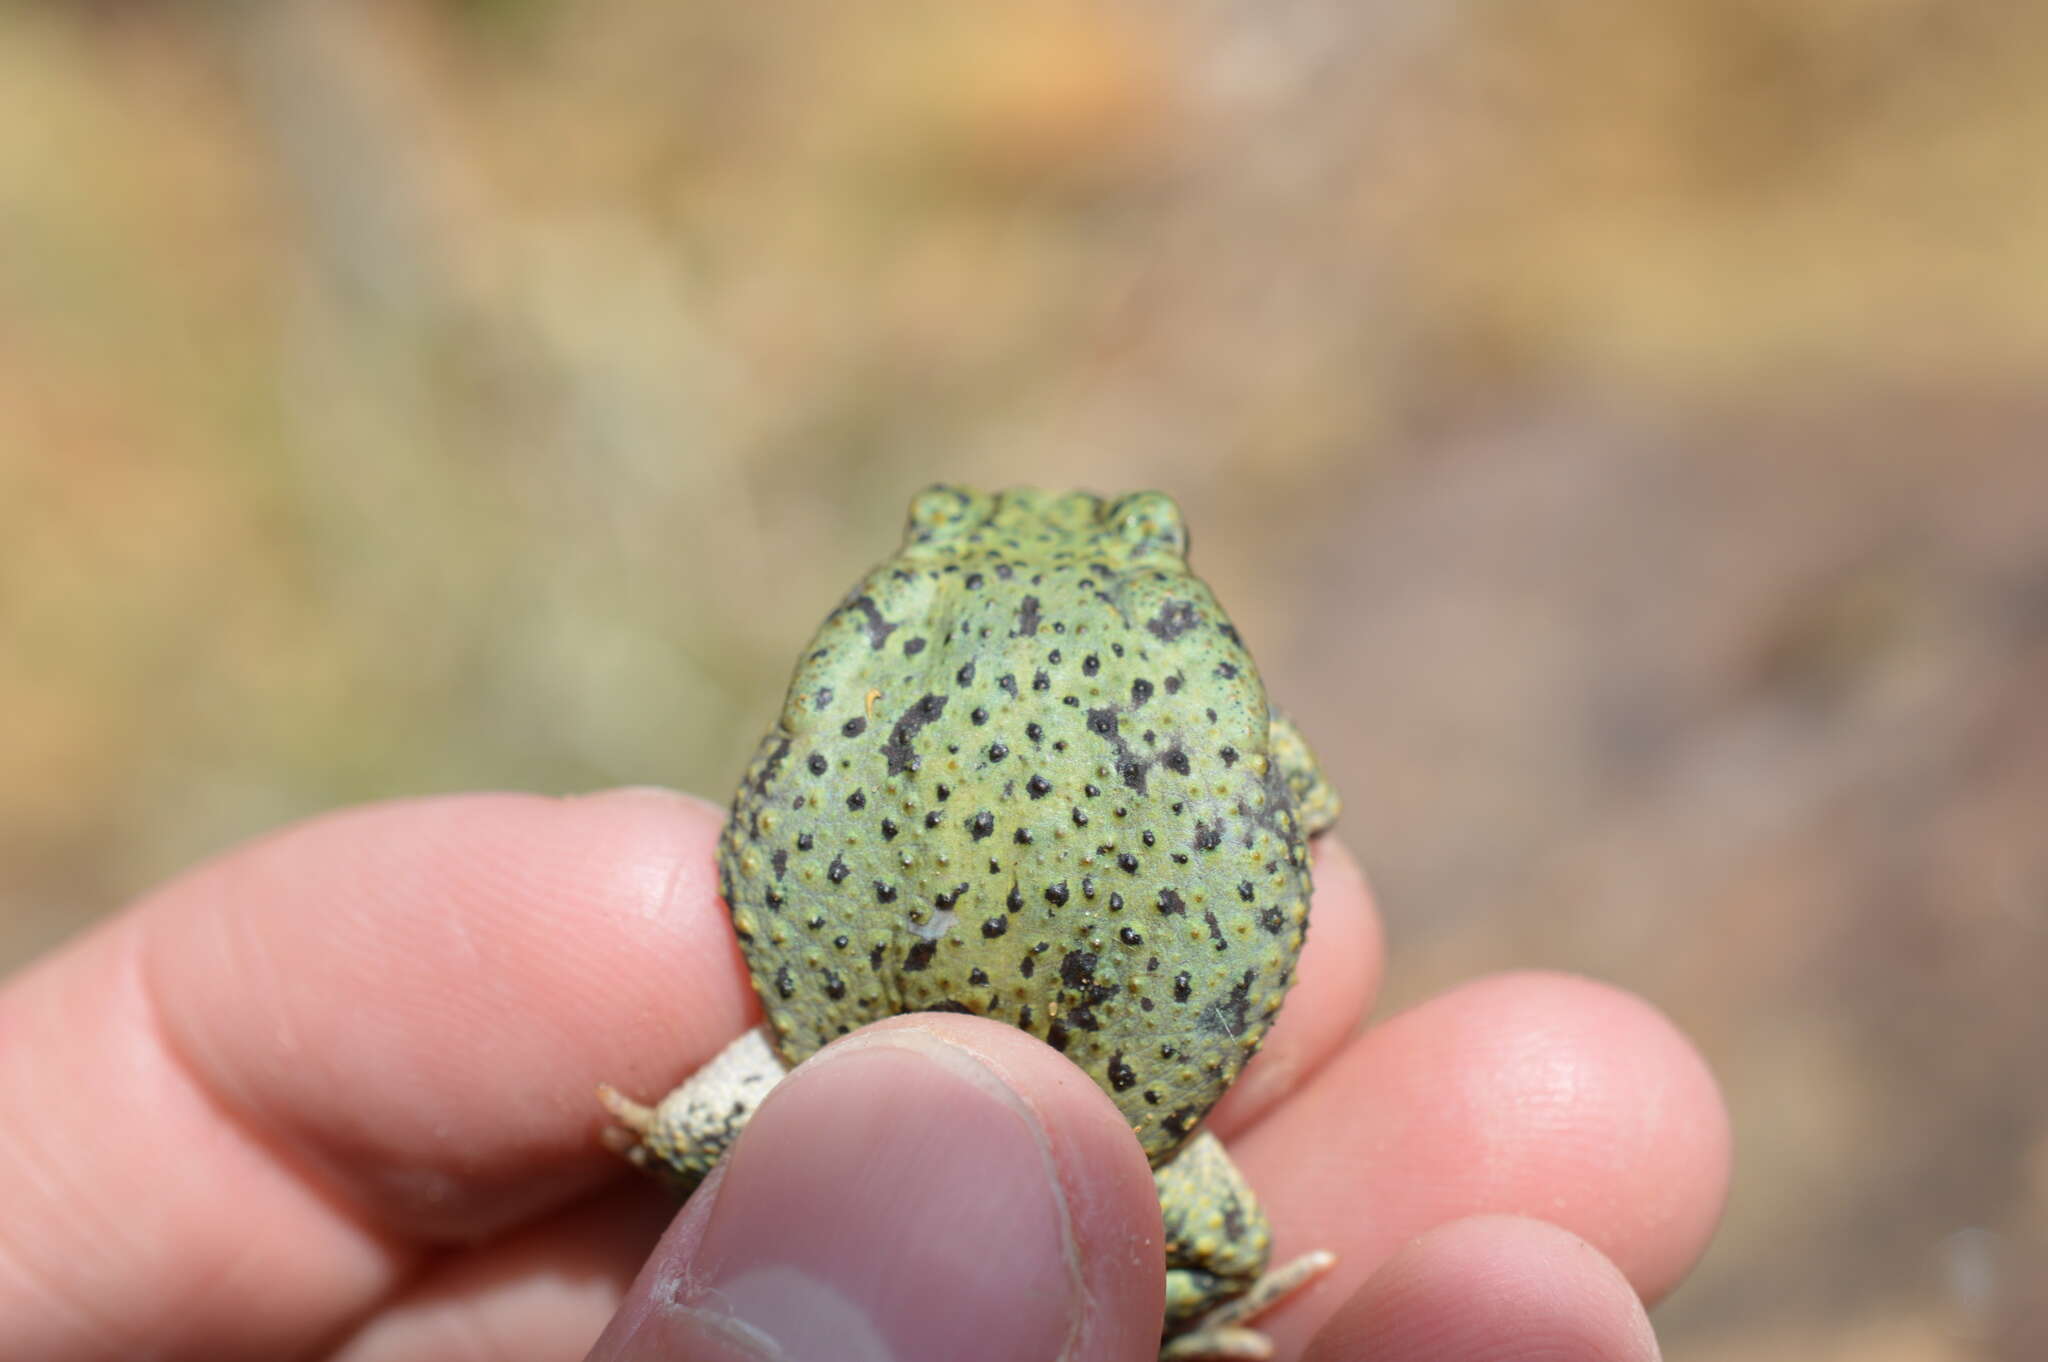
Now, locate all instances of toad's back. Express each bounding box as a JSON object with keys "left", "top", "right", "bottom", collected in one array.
[{"left": 717, "top": 487, "right": 1315, "bottom": 1164}]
